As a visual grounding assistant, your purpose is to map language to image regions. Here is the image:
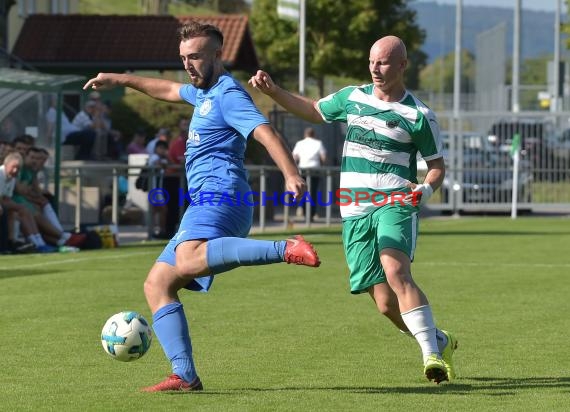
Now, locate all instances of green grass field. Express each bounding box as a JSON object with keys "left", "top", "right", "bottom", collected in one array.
[{"left": 1, "top": 217, "right": 569, "bottom": 411}]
